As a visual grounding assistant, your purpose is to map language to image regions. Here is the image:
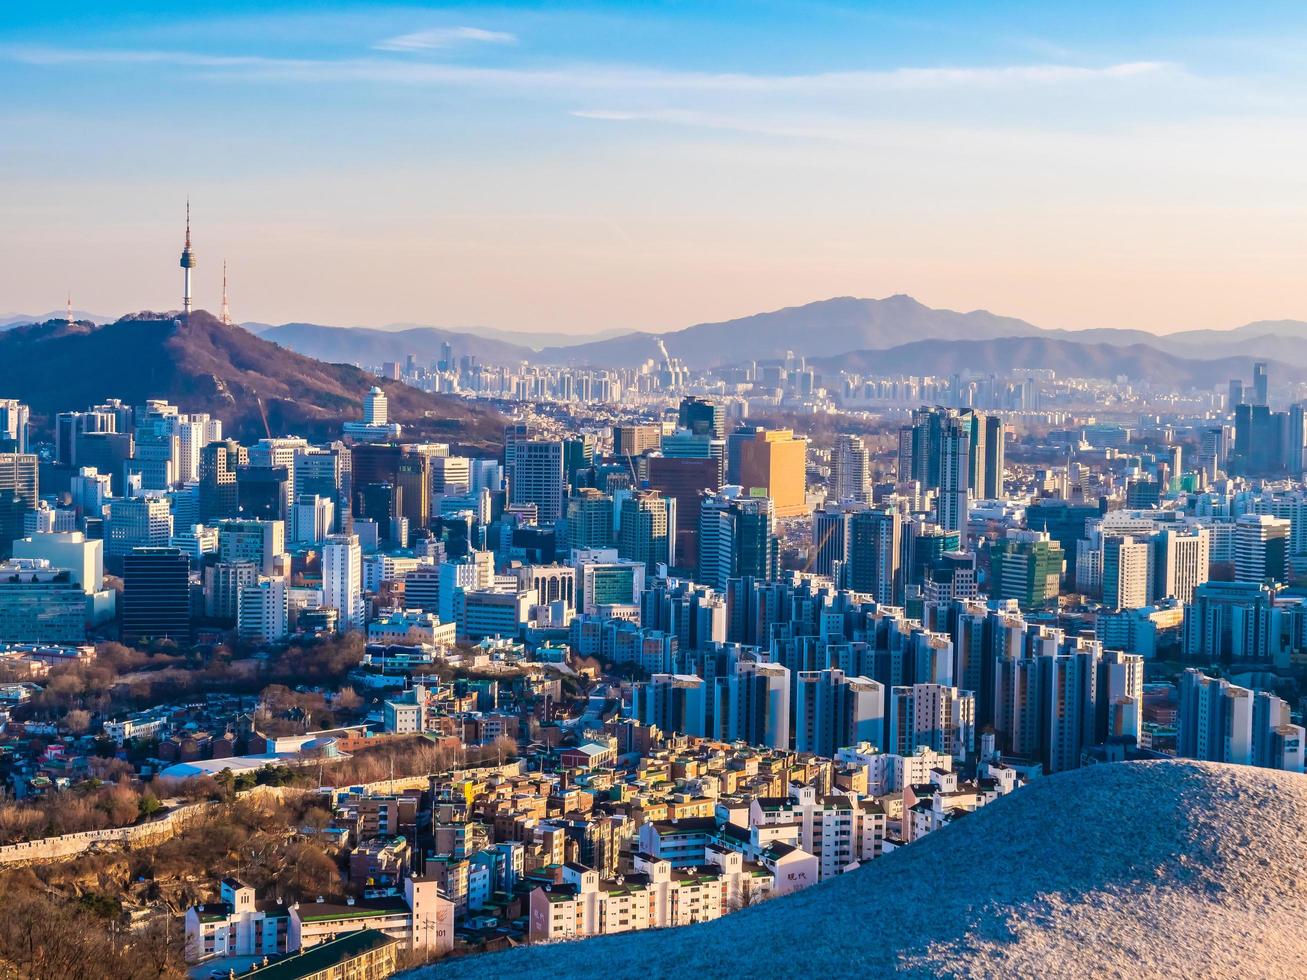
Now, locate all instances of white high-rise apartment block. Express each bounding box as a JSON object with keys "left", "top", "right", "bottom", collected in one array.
[
  {"left": 1154, "top": 525, "right": 1209, "bottom": 604},
  {"left": 887, "top": 683, "right": 975, "bottom": 760},
  {"left": 322, "top": 533, "right": 363, "bottom": 632},
  {"left": 831, "top": 434, "right": 872, "bottom": 504},
  {"left": 238, "top": 577, "right": 289, "bottom": 643},
  {"left": 293, "top": 495, "right": 335, "bottom": 545},
  {"left": 175, "top": 414, "right": 223, "bottom": 484},
  {"left": 1101, "top": 535, "right": 1150, "bottom": 610}
]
